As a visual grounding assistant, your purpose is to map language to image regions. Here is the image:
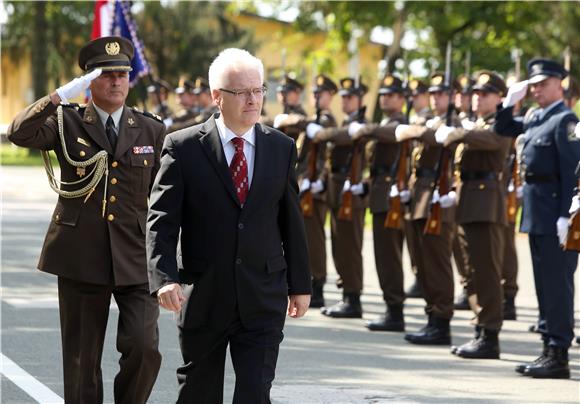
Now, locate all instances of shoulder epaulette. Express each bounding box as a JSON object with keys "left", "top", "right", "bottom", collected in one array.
[
  {"left": 61, "top": 102, "right": 81, "bottom": 109},
  {"left": 131, "top": 106, "right": 163, "bottom": 123}
]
